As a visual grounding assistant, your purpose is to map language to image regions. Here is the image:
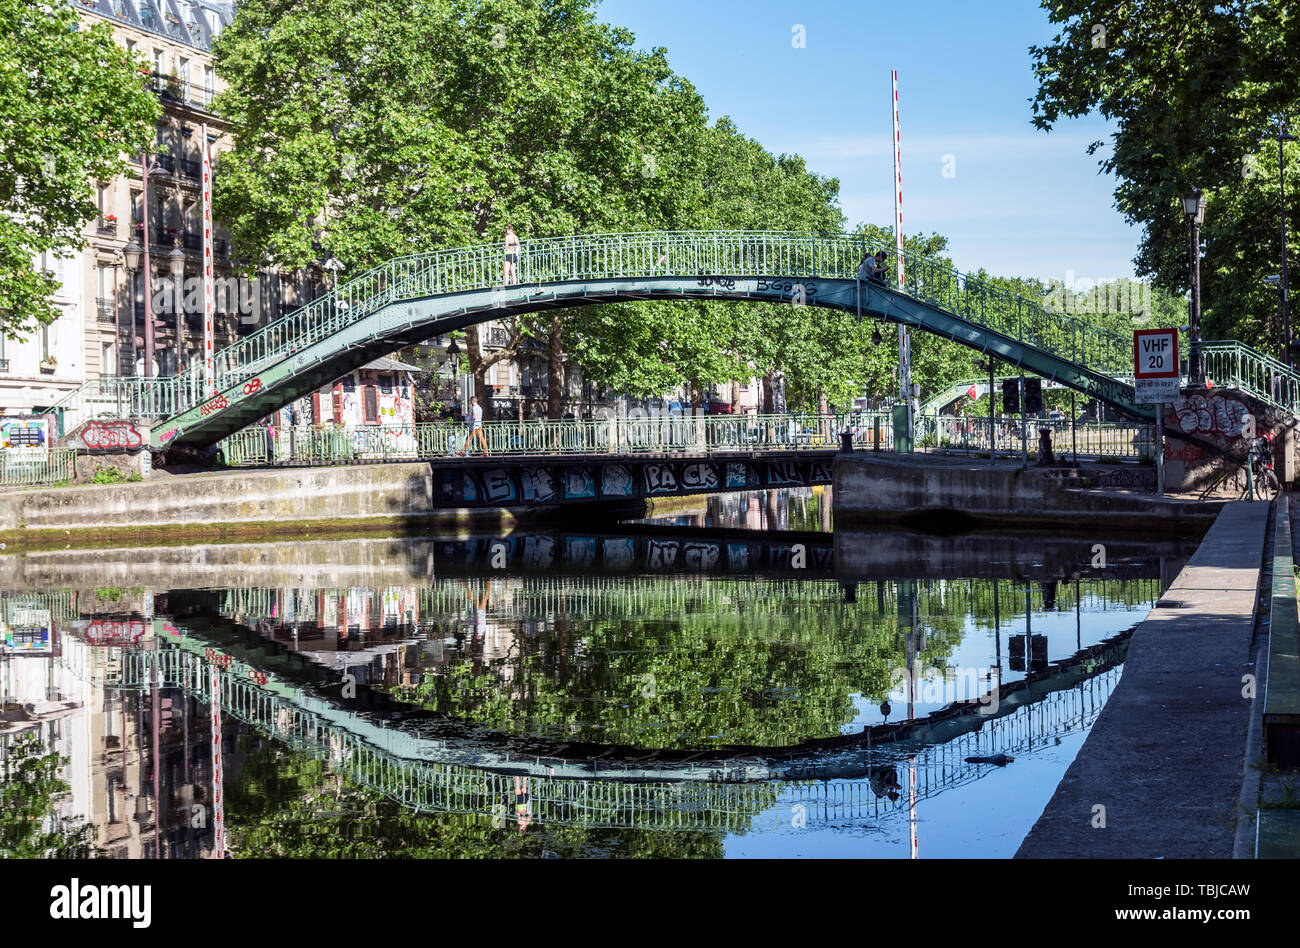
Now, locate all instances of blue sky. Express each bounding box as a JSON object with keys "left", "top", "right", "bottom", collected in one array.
[{"left": 597, "top": 0, "right": 1140, "bottom": 285}]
